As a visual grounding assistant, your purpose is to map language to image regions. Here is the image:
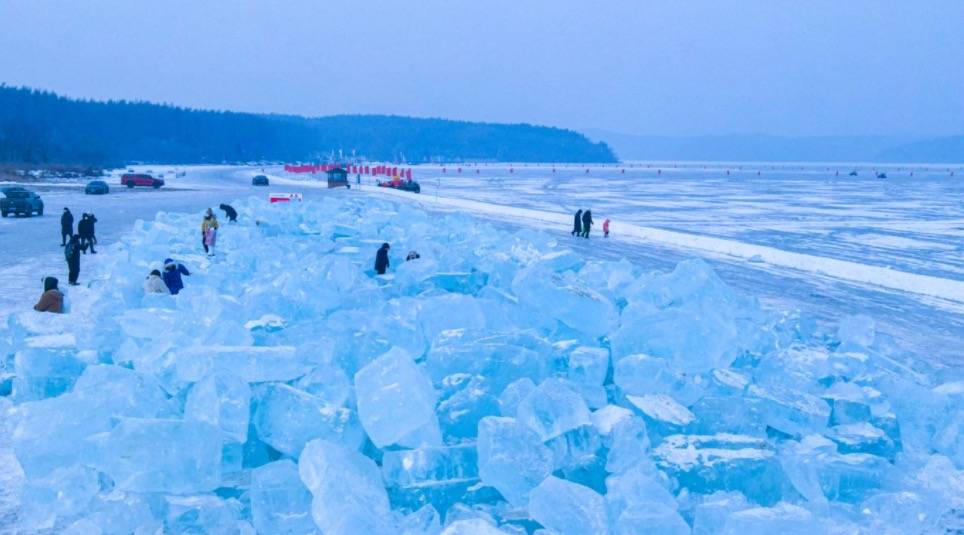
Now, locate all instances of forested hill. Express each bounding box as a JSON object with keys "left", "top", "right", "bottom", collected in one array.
[{"left": 0, "top": 86, "right": 616, "bottom": 166}]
